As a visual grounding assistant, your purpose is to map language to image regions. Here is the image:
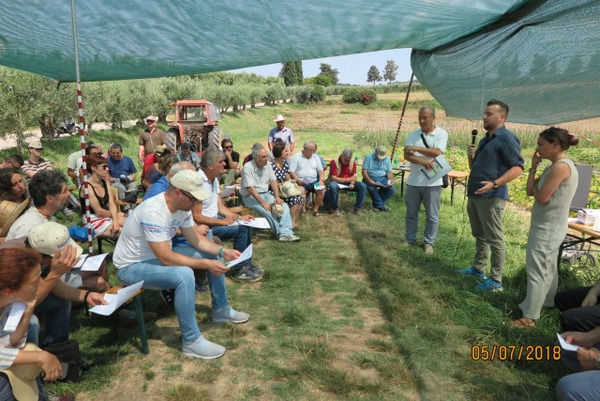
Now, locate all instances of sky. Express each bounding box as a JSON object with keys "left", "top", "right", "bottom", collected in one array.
[{"left": 229, "top": 48, "right": 413, "bottom": 85}]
